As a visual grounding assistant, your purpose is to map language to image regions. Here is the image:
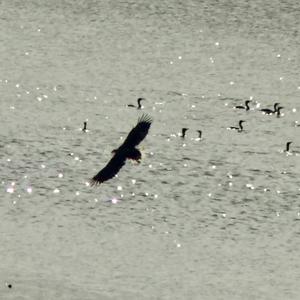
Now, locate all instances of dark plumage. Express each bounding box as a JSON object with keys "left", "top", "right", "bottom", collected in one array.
[
  {"left": 229, "top": 120, "right": 245, "bottom": 132},
  {"left": 127, "top": 97, "right": 145, "bottom": 109},
  {"left": 234, "top": 100, "right": 251, "bottom": 111},
  {"left": 260, "top": 102, "right": 280, "bottom": 114},
  {"left": 82, "top": 121, "right": 87, "bottom": 132},
  {"left": 285, "top": 141, "right": 292, "bottom": 152},
  {"left": 89, "top": 114, "right": 152, "bottom": 186},
  {"left": 197, "top": 130, "right": 202, "bottom": 139},
  {"left": 181, "top": 128, "right": 188, "bottom": 138}
]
